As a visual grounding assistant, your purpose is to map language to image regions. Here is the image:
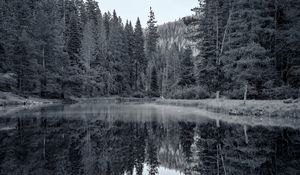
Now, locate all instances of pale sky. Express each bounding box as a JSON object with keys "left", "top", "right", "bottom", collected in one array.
[{"left": 97, "top": 0, "right": 198, "bottom": 27}]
